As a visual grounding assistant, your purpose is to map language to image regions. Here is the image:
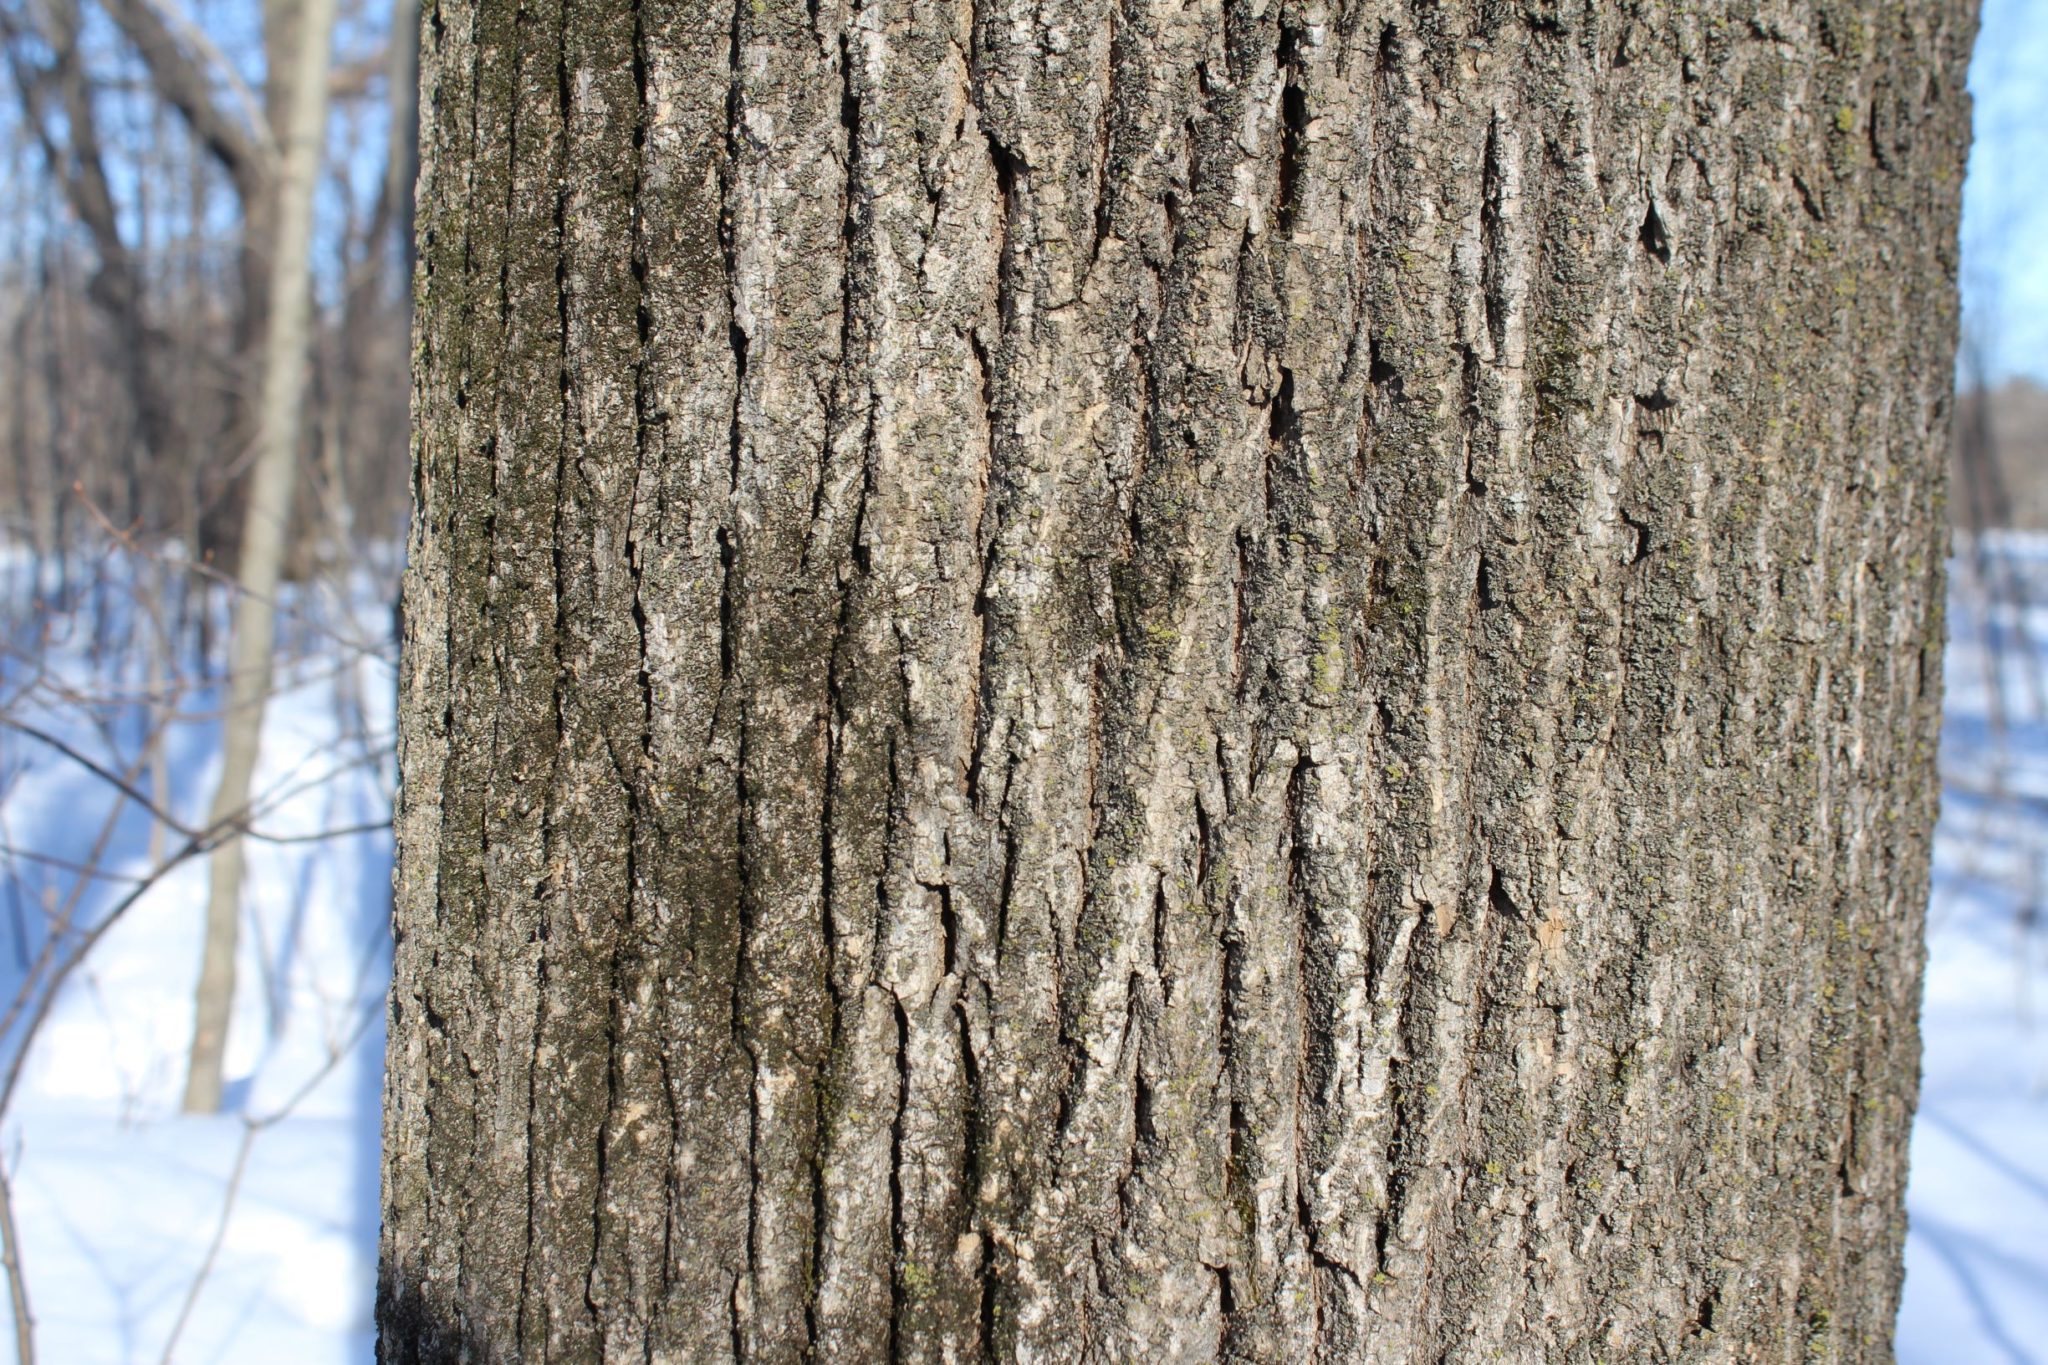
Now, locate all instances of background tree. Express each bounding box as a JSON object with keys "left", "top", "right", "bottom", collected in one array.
[
  {"left": 381, "top": 0, "right": 1974, "bottom": 1360},
  {"left": 180, "top": 0, "right": 337, "bottom": 1113},
  {"left": 0, "top": 0, "right": 417, "bottom": 572},
  {"left": 0, "top": 0, "right": 420, "bottom": 1119}
]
